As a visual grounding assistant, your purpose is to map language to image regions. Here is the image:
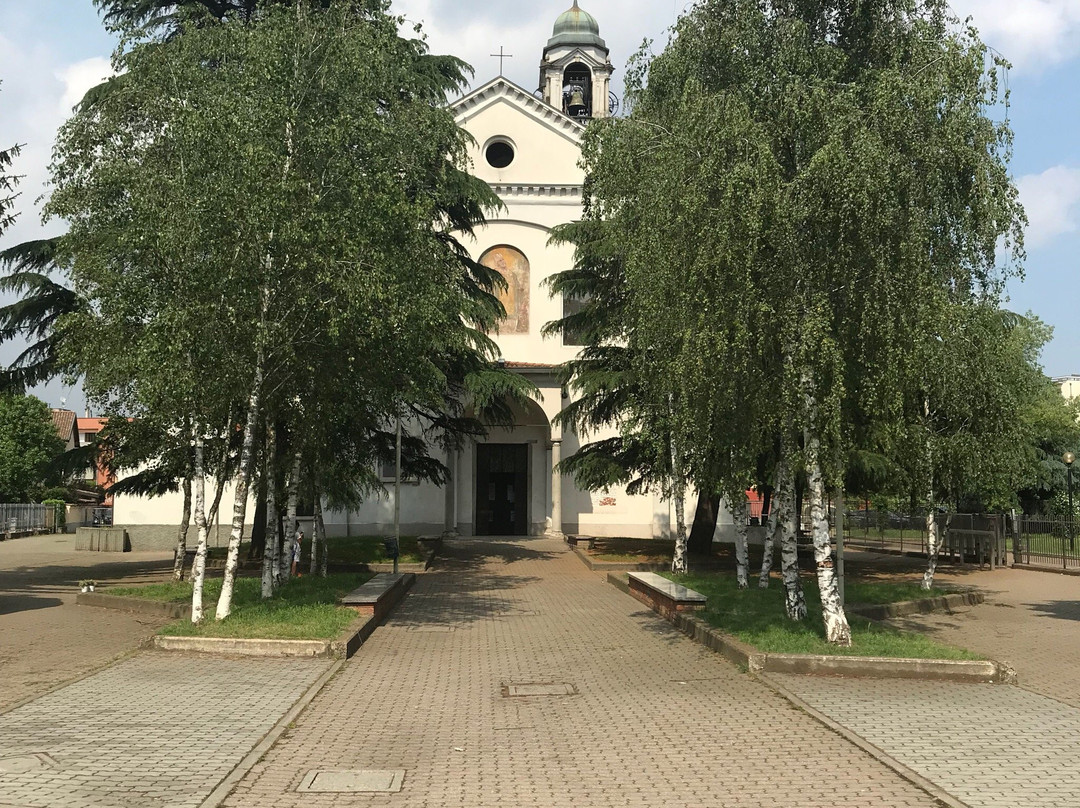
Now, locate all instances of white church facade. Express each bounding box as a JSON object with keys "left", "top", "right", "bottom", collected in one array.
[
  {"left": 331, "top": 3, "right": 677, "bottom": 539},
  {"left": 114, "top": 4, "right": 716, "bottom": 546}
]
